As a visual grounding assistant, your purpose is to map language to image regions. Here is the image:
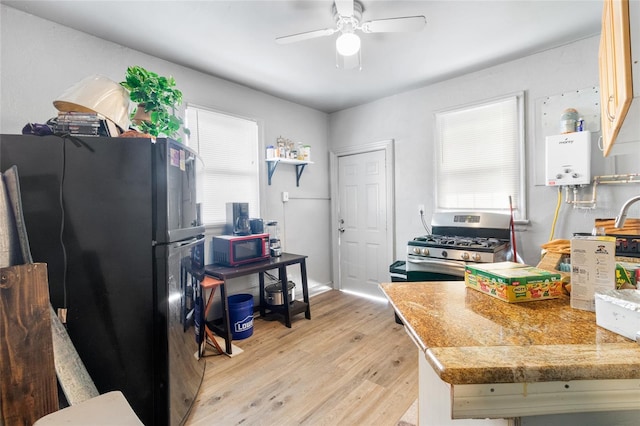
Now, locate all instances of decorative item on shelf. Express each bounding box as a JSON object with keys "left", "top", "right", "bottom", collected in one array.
[
  {"left": 273, "top": 136, "right": 311, "bottom": 162},
  {"left": 120, "top": 66, "right": 188, "bottom": 142},
  {"left": 267, "top": 137, "right": 312, "bottom": 186},
  {"left": 560, "top": 108, "right": 579, "bottom": 134},
  {"left": 287, "top": 140, "right": 295, "bottom": 158},
  {"left": 266, "top": 145, "right": 276, "bottom": 159},
  {"left": 53, "top": 74, "right": 131, "bottom": 136},
  {"left": 276, "top": 136, "right": 295, "bottom": 159}
]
